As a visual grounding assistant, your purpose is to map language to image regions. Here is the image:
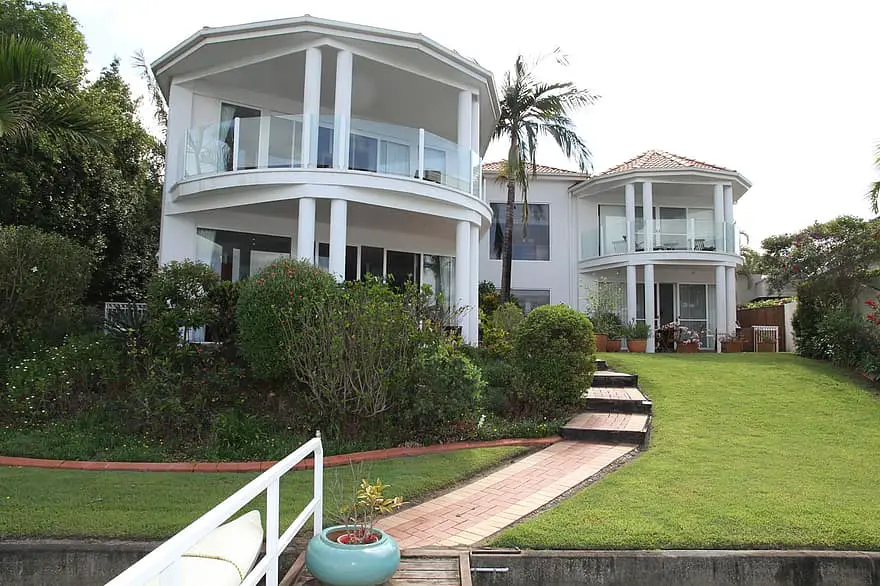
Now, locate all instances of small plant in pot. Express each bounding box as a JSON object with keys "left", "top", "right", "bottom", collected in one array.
[
  {"left": 719, "top": 333, "right": 743, "bottom": 353},
  {"left": 589, "top": 311, "right": 622, "bottom": 353},
  {"left": 605, "top": 322, "right": 623, "bottom": 352},
  {"left": 674, "top": 324, "right": 701, "bottom": 353},
  {"left": 624, "top": 320, "right": 650, "bottom": 353},
  {"left": 306, "top": 478, "right": 405, "bottom": 586}
]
